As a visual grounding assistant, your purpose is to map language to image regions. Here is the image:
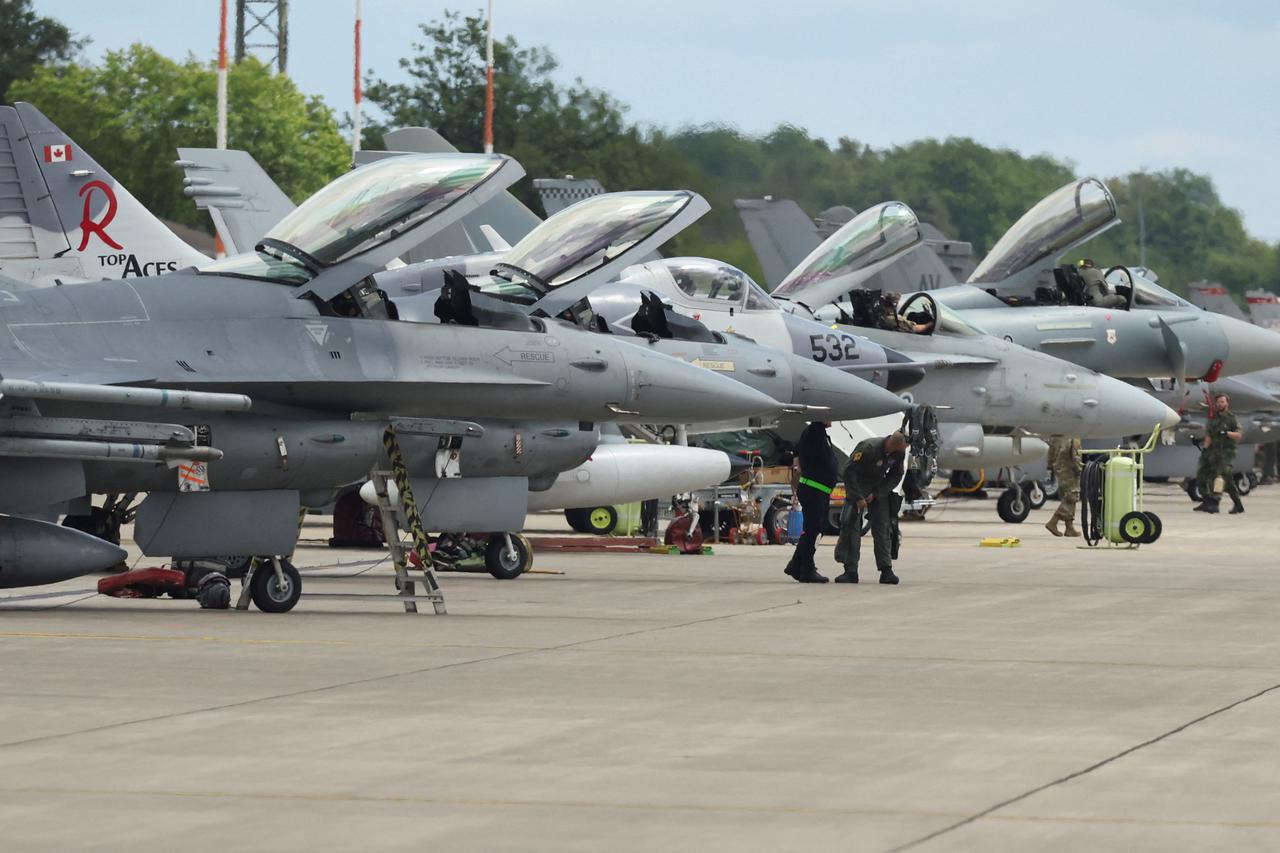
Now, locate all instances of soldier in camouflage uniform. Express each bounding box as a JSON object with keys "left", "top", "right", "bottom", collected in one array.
[
  {"left": 1044, "top": 436, "right": 1082, "bottom": 537},
  {"left": 1195, "top": 393, "right": 1244, "bottom": 514},
  {"left": 833, "top": 431, "right": 907, "bottom": 584}
]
